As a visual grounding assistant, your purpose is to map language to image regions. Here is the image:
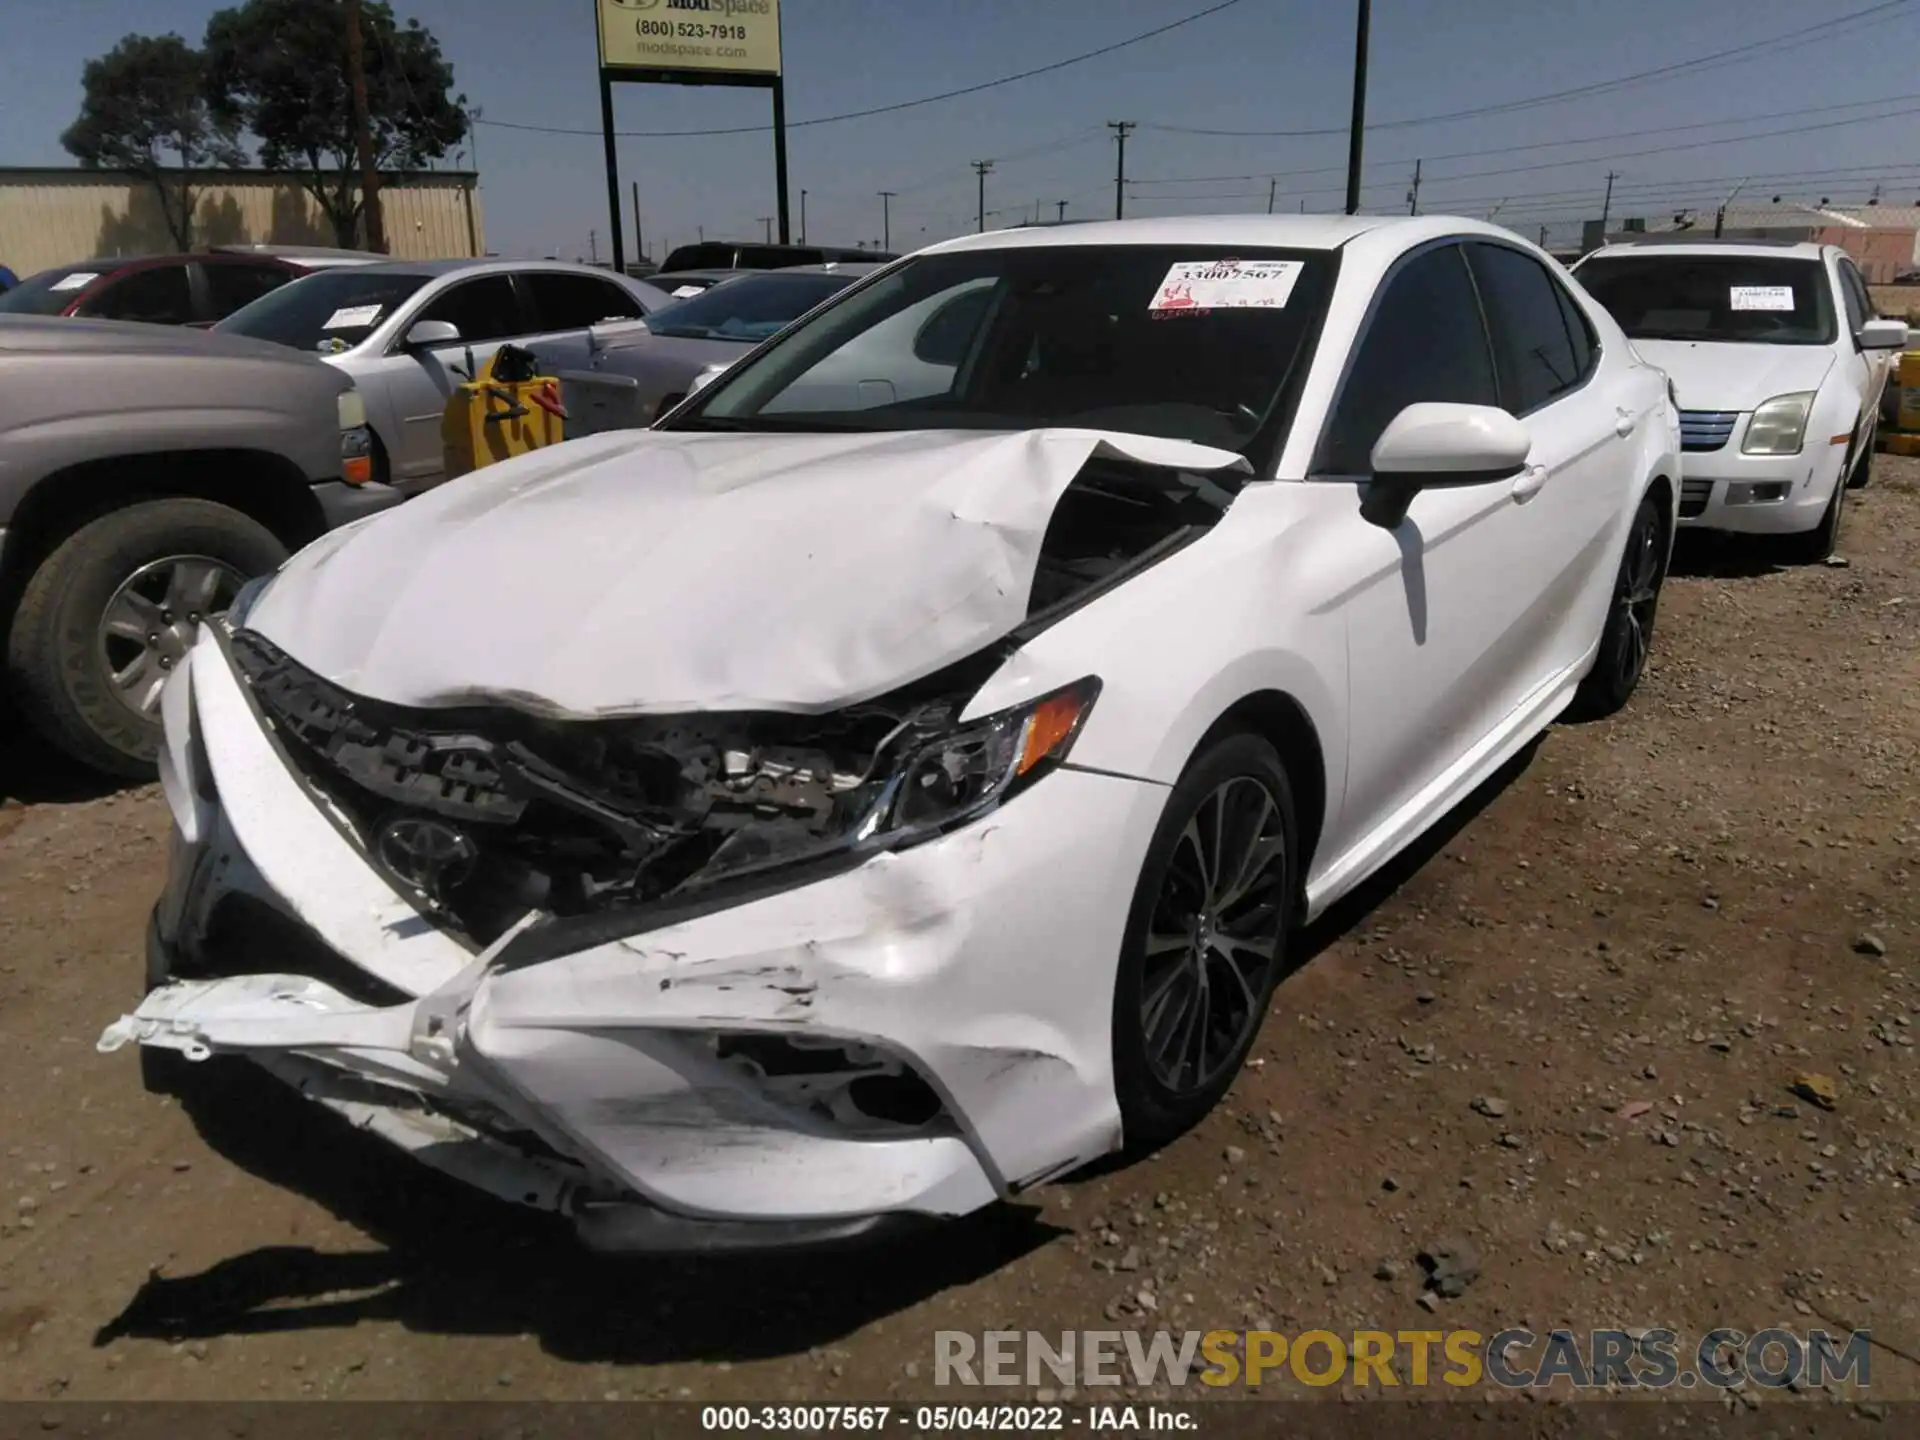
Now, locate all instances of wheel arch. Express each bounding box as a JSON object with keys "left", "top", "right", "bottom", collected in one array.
[
  {"left": 1186, "top": 688, "right": 1329, "bottom": 903},
  {"left": 2, "top": 450, "right": 325, "bottom": 583}
]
